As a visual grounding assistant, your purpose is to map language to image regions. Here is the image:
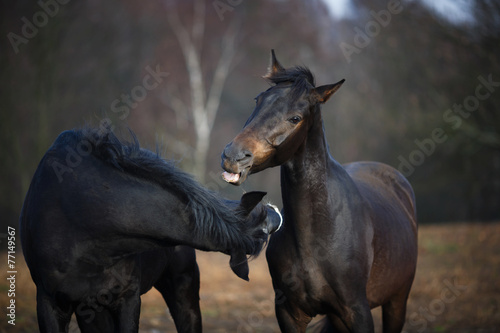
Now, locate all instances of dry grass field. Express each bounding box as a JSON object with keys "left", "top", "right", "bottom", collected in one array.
[{"left": 1, "top": 222, "right": 499, "bottom": 332}]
